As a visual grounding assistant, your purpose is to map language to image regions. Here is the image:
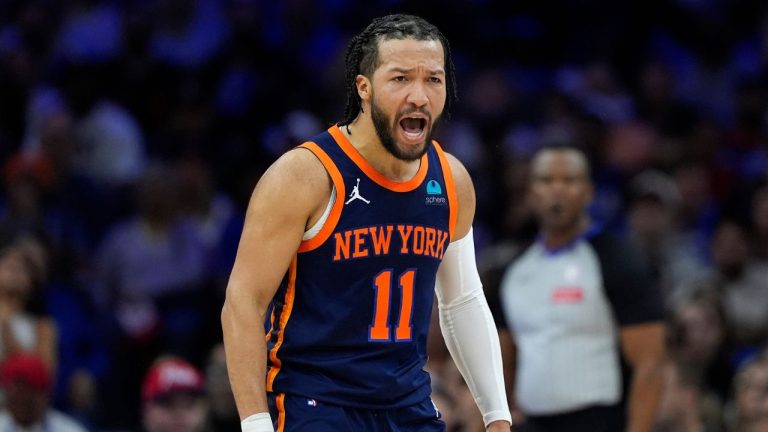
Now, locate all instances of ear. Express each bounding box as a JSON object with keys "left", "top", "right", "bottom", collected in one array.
[{"left": 356, "top": 74, "right": 371, "bottom": 103}]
